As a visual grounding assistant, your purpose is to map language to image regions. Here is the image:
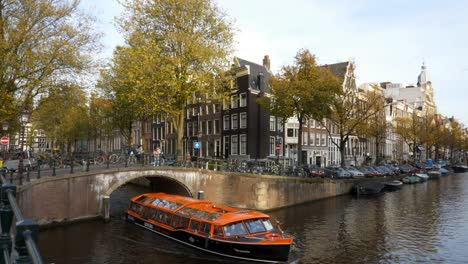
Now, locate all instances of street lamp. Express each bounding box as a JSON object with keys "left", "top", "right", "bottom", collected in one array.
[
  {"left": 18, "top": 109, "right": 30, "bottom": 185},
  {"left": 2, "top": 121, "right": 8, "bottom": 161},
  {"left": 392, "top": 148, "right": 397, "bottom": 162}
]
